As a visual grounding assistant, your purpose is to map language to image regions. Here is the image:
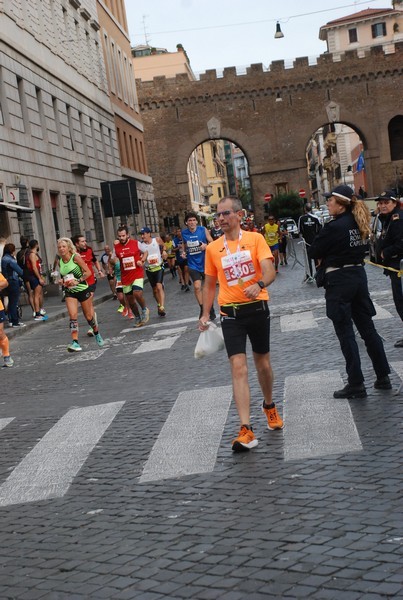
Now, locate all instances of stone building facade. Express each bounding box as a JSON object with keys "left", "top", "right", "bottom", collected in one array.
[
  {"left": 137, "top": 43, "right": 403, "bottom": 226},
  {"left": 0, "top": 0, "right": 156, "bottom": 273}
]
